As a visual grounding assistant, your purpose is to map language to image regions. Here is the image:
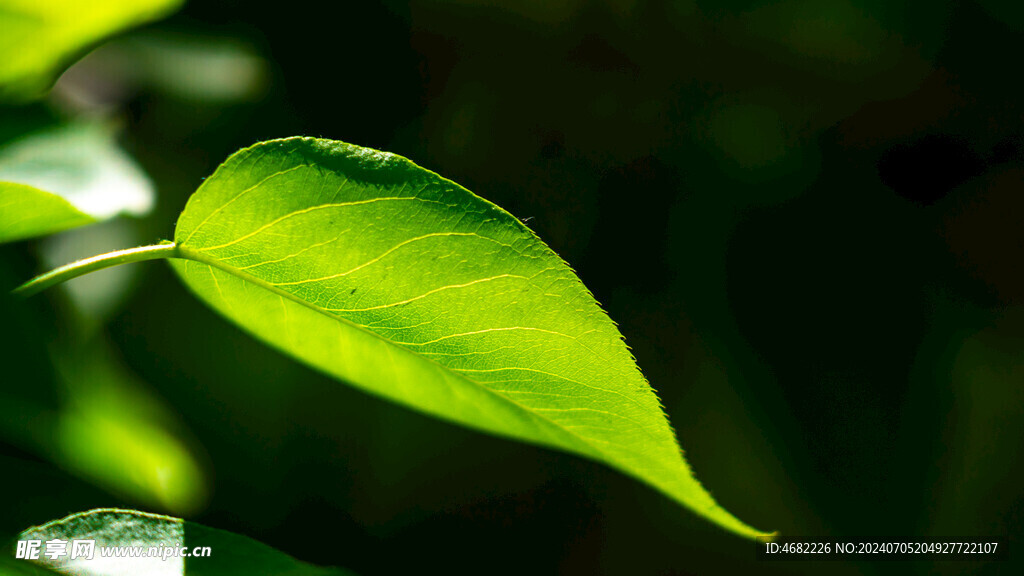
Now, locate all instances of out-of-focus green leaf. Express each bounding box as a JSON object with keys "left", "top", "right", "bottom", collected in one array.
[
  {"left": 8, "top": 509, "right": 354, "bottom": 575},
  {"left": 0, "top": 0, "right": 183, "bottom": 99},
  {"left": 55, "top": 31, "right": 268, "bottom": 107},
  {"left": 170, "top": 137, "right": 769, "bottom": 539},
  {"left": 0, "top": 182, "right": 93, "bottom": 245},
  {"left": 927, "top": 310, "right": 1024, "bottom": 535},
  {"left": 0, "top": 339, "right": 209, "bottom": 516},
  {"left": 0, "top": 123, "right": 154, "bottom": 244},
  {"left": 51, "top": 346, "right": 209, "bottom": 516},
  {"left": 116, "top": 32, "right": 267, "bottom": 102}
]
